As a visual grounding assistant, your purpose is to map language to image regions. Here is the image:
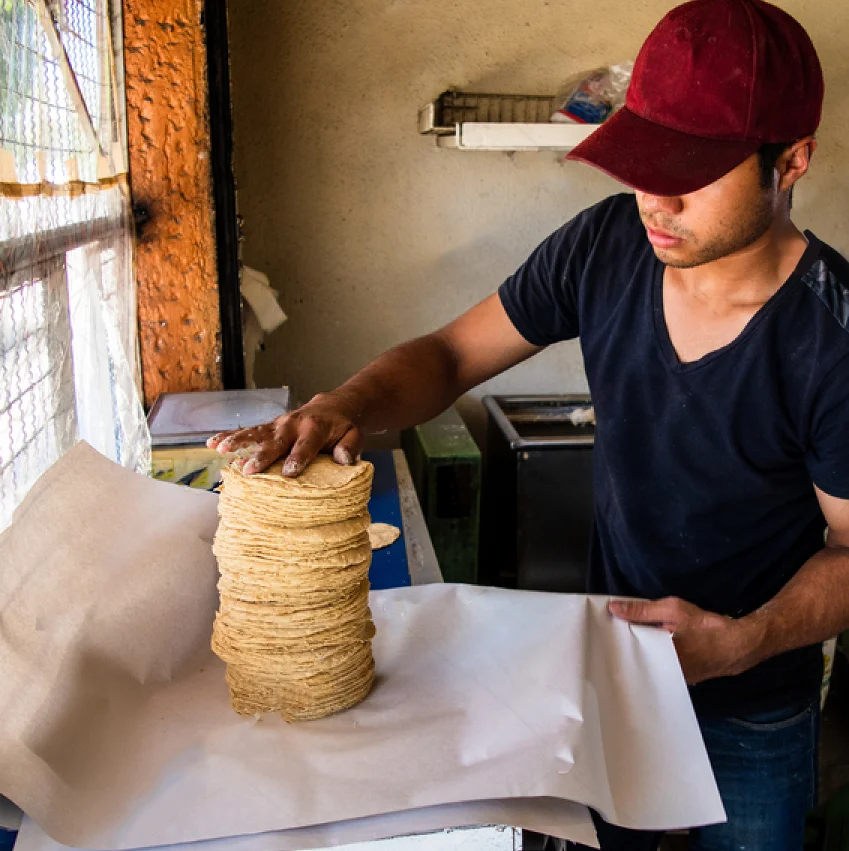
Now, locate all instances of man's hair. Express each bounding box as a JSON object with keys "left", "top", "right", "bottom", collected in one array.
[
  {"left": 757, "top": 142, "right": 794, "bottom": 208},
  {"left": 757, "top": 142, "right": 792, "bottom": 189}
]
